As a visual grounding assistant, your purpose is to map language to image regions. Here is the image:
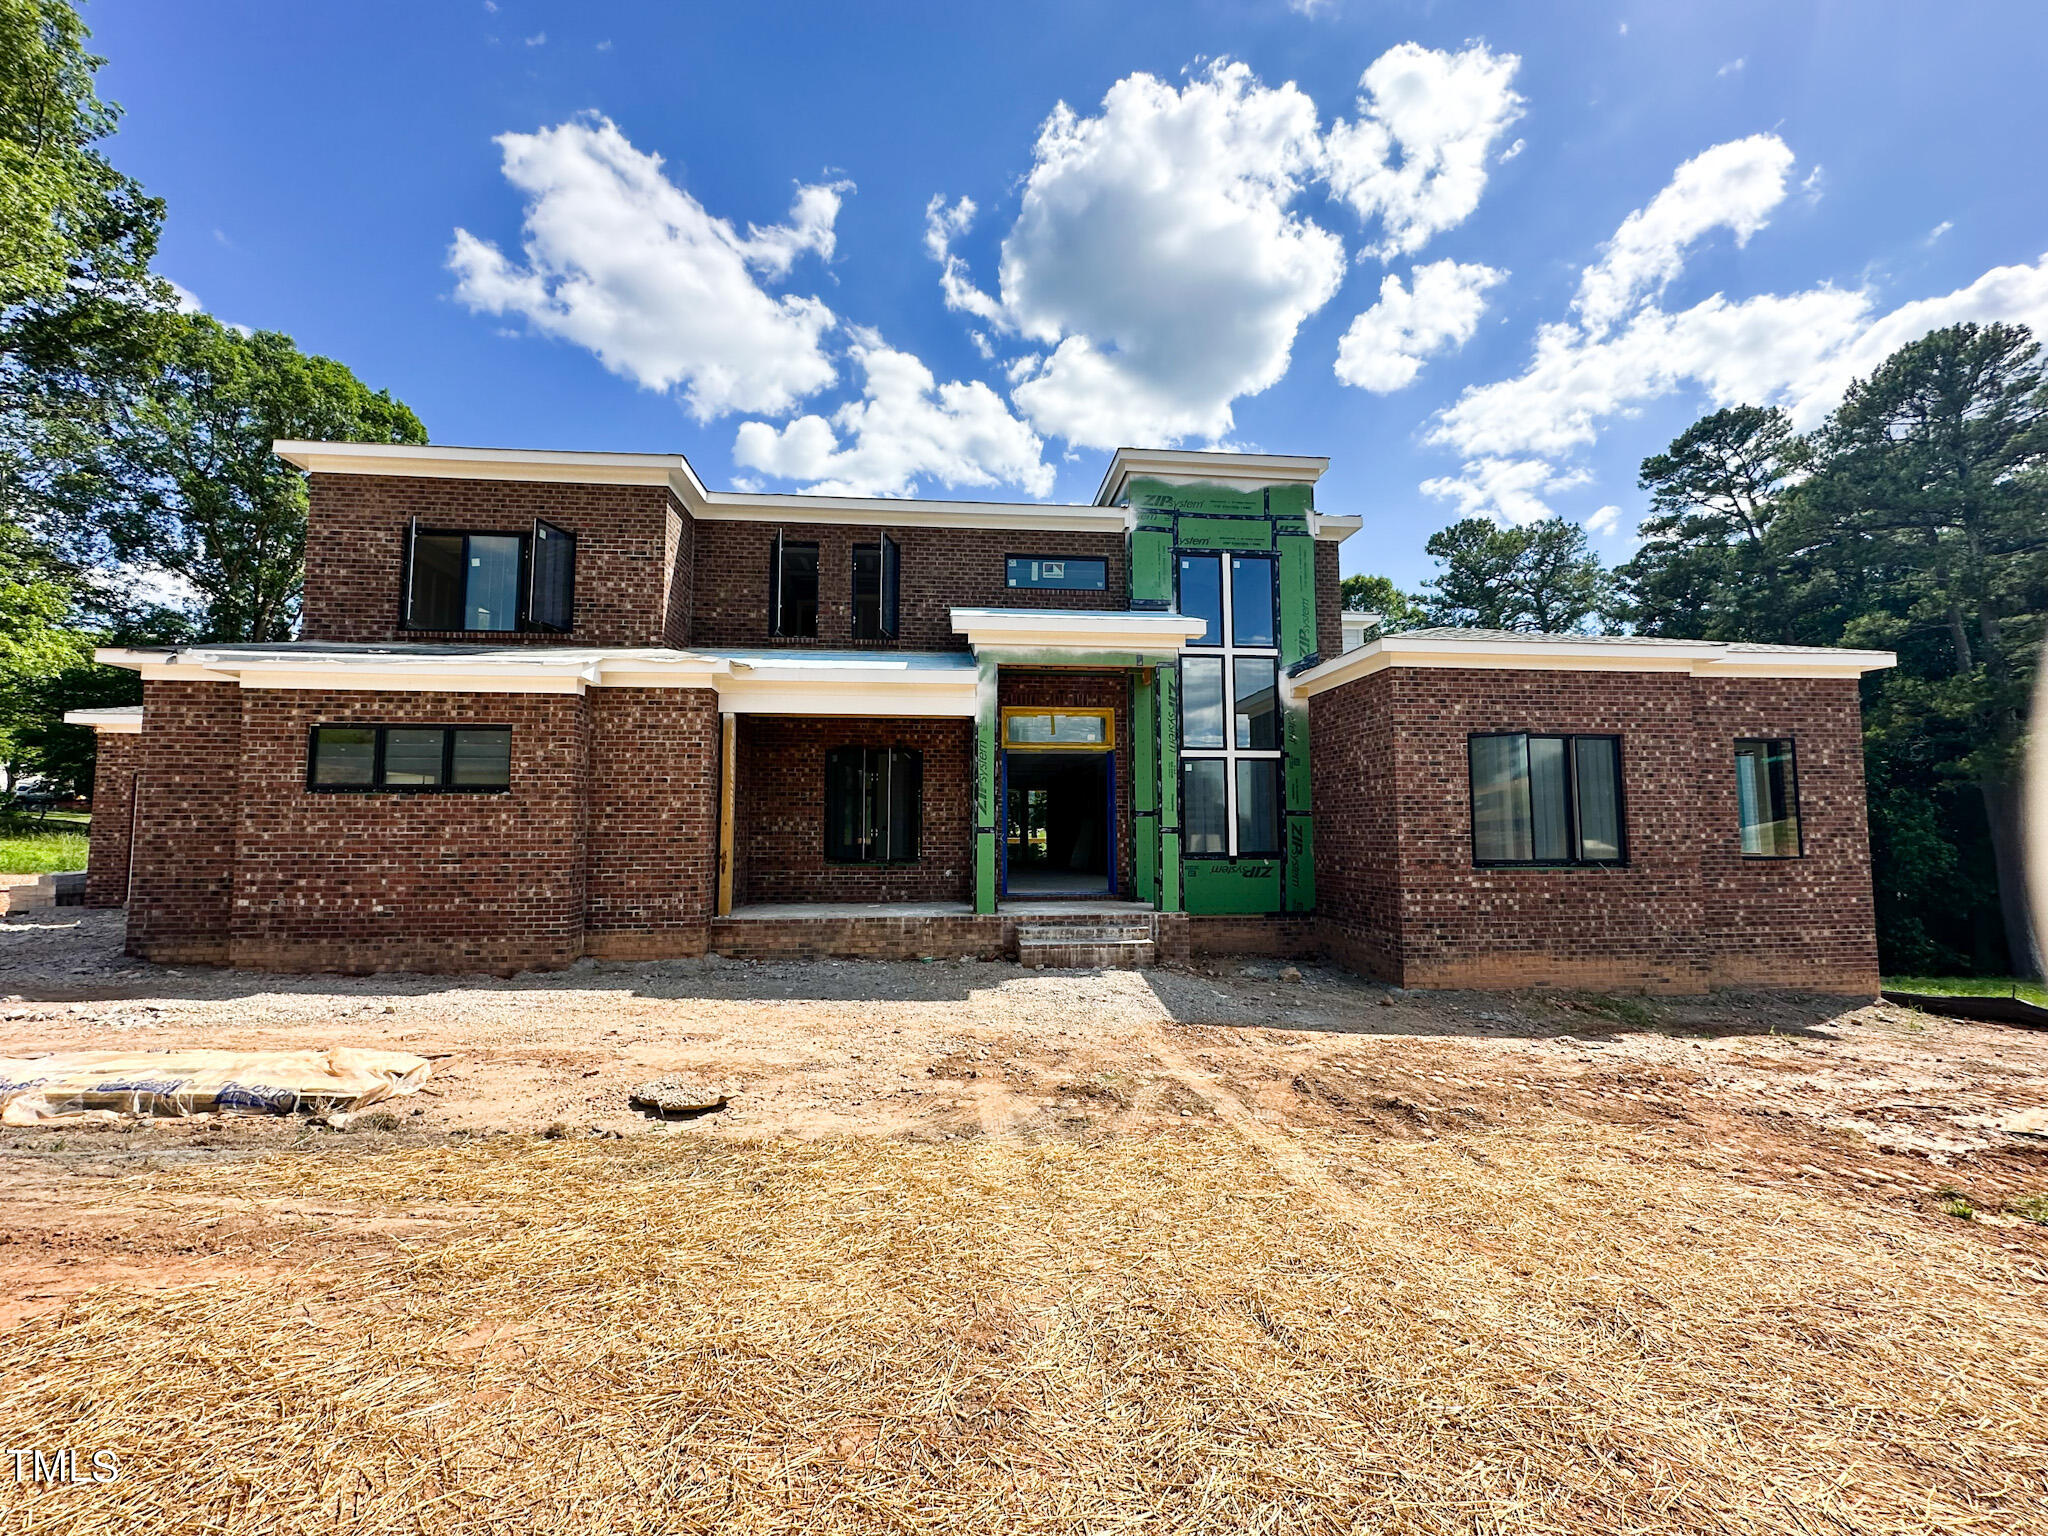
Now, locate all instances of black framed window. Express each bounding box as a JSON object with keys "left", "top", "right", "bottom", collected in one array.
[
  {"left": 1182, "top": 759, "right": 1227, "bottom": 855},
  {"left": 1235, "top": 759, "right": 1281, "bottom": 855},
  {"left": 770, "top": 532, "right": 820, "bottom": 638},
  {"left": 1229, "top": 554, "right": 1277, "bottom": 647},
  {"left": 403, "top": 519, "right": 574, "bottom": 633},
  {"left": 1469, "top": 733, "right": 1625, "bottom": 866},
  {"left": 1735, "top": 738, "right": 1802, "bottom": 857},
  {"left": 852, "top": 535, "right": 901, "bottom": 641},
  {"left": 825, "top": 746, "right": 921, "bottom": 862},
  {"left": 1178, "top": 554, "right": 1223, "bottom": 646},
  {"left": 308, "top": 726, "right": 512, "bottom": 793},
  {"left": 1006, "top": 556, "right": 1107, "bottom": 591}
]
